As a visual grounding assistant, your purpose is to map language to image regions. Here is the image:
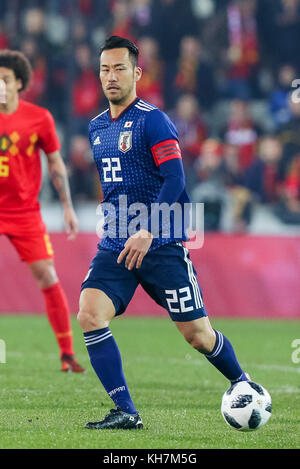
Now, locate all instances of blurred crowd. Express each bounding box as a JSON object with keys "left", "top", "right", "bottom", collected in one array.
[{"left": 2, "top": 0, "right": 300, "bottom": 232}]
